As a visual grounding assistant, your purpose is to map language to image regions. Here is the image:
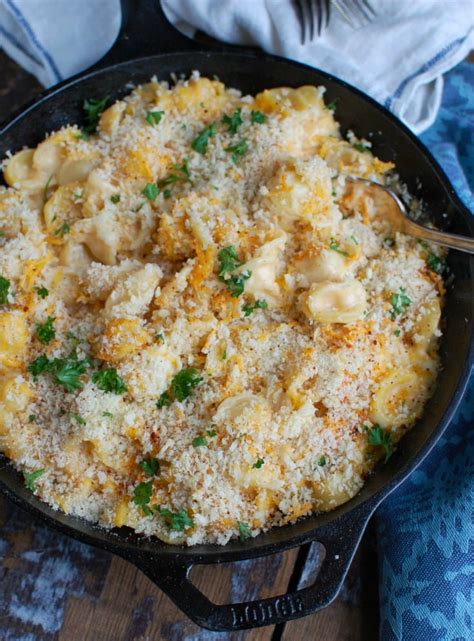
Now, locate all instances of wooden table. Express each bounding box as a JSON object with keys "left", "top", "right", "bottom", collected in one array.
[{"left": 0, "top": 50, "right": 379, "bottom": 641}]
